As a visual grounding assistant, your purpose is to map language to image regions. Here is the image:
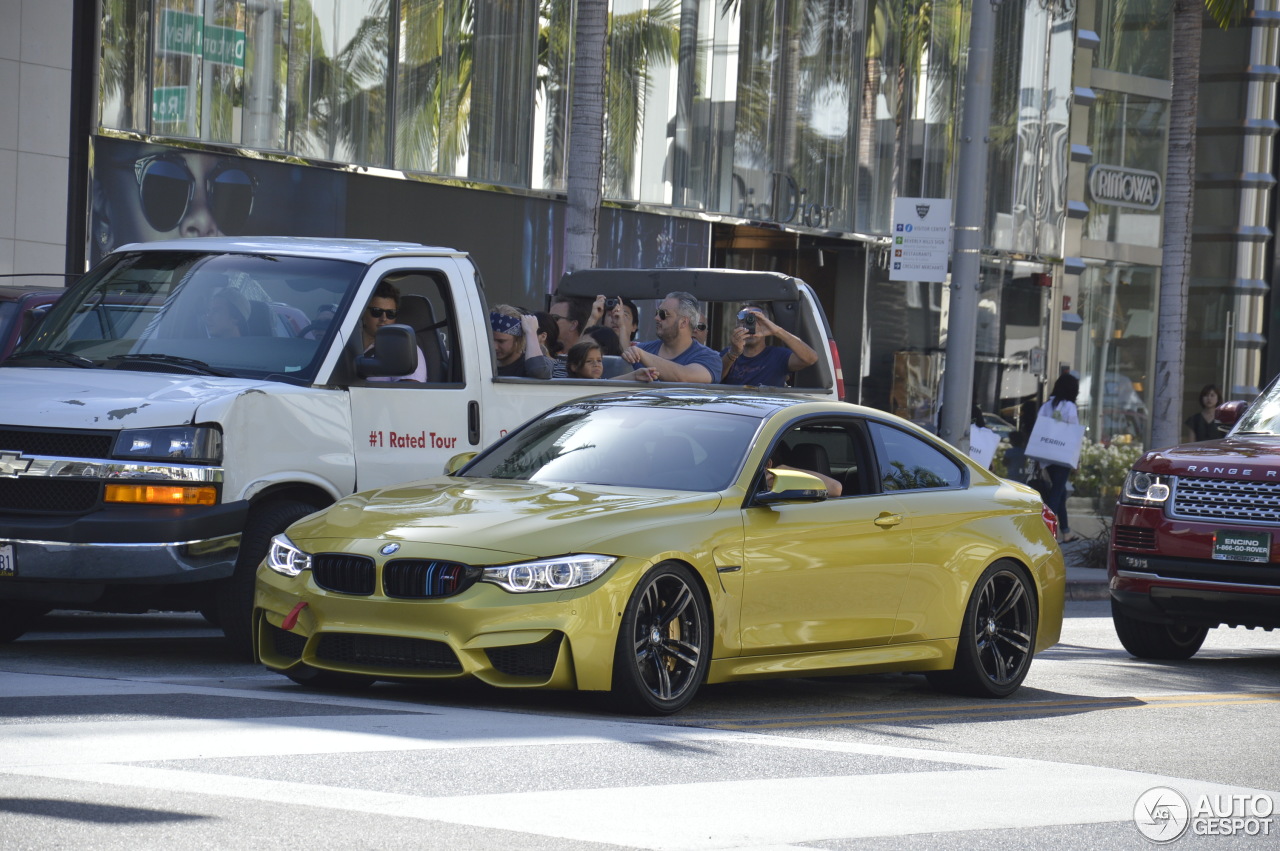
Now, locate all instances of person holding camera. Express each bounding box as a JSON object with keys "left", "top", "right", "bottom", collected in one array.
[
  {"left": 721, "top": 303, "right": 818, "bottom": 386},
  {"left": 587, "top": 294, "right": 639, "bottom": 344}
]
